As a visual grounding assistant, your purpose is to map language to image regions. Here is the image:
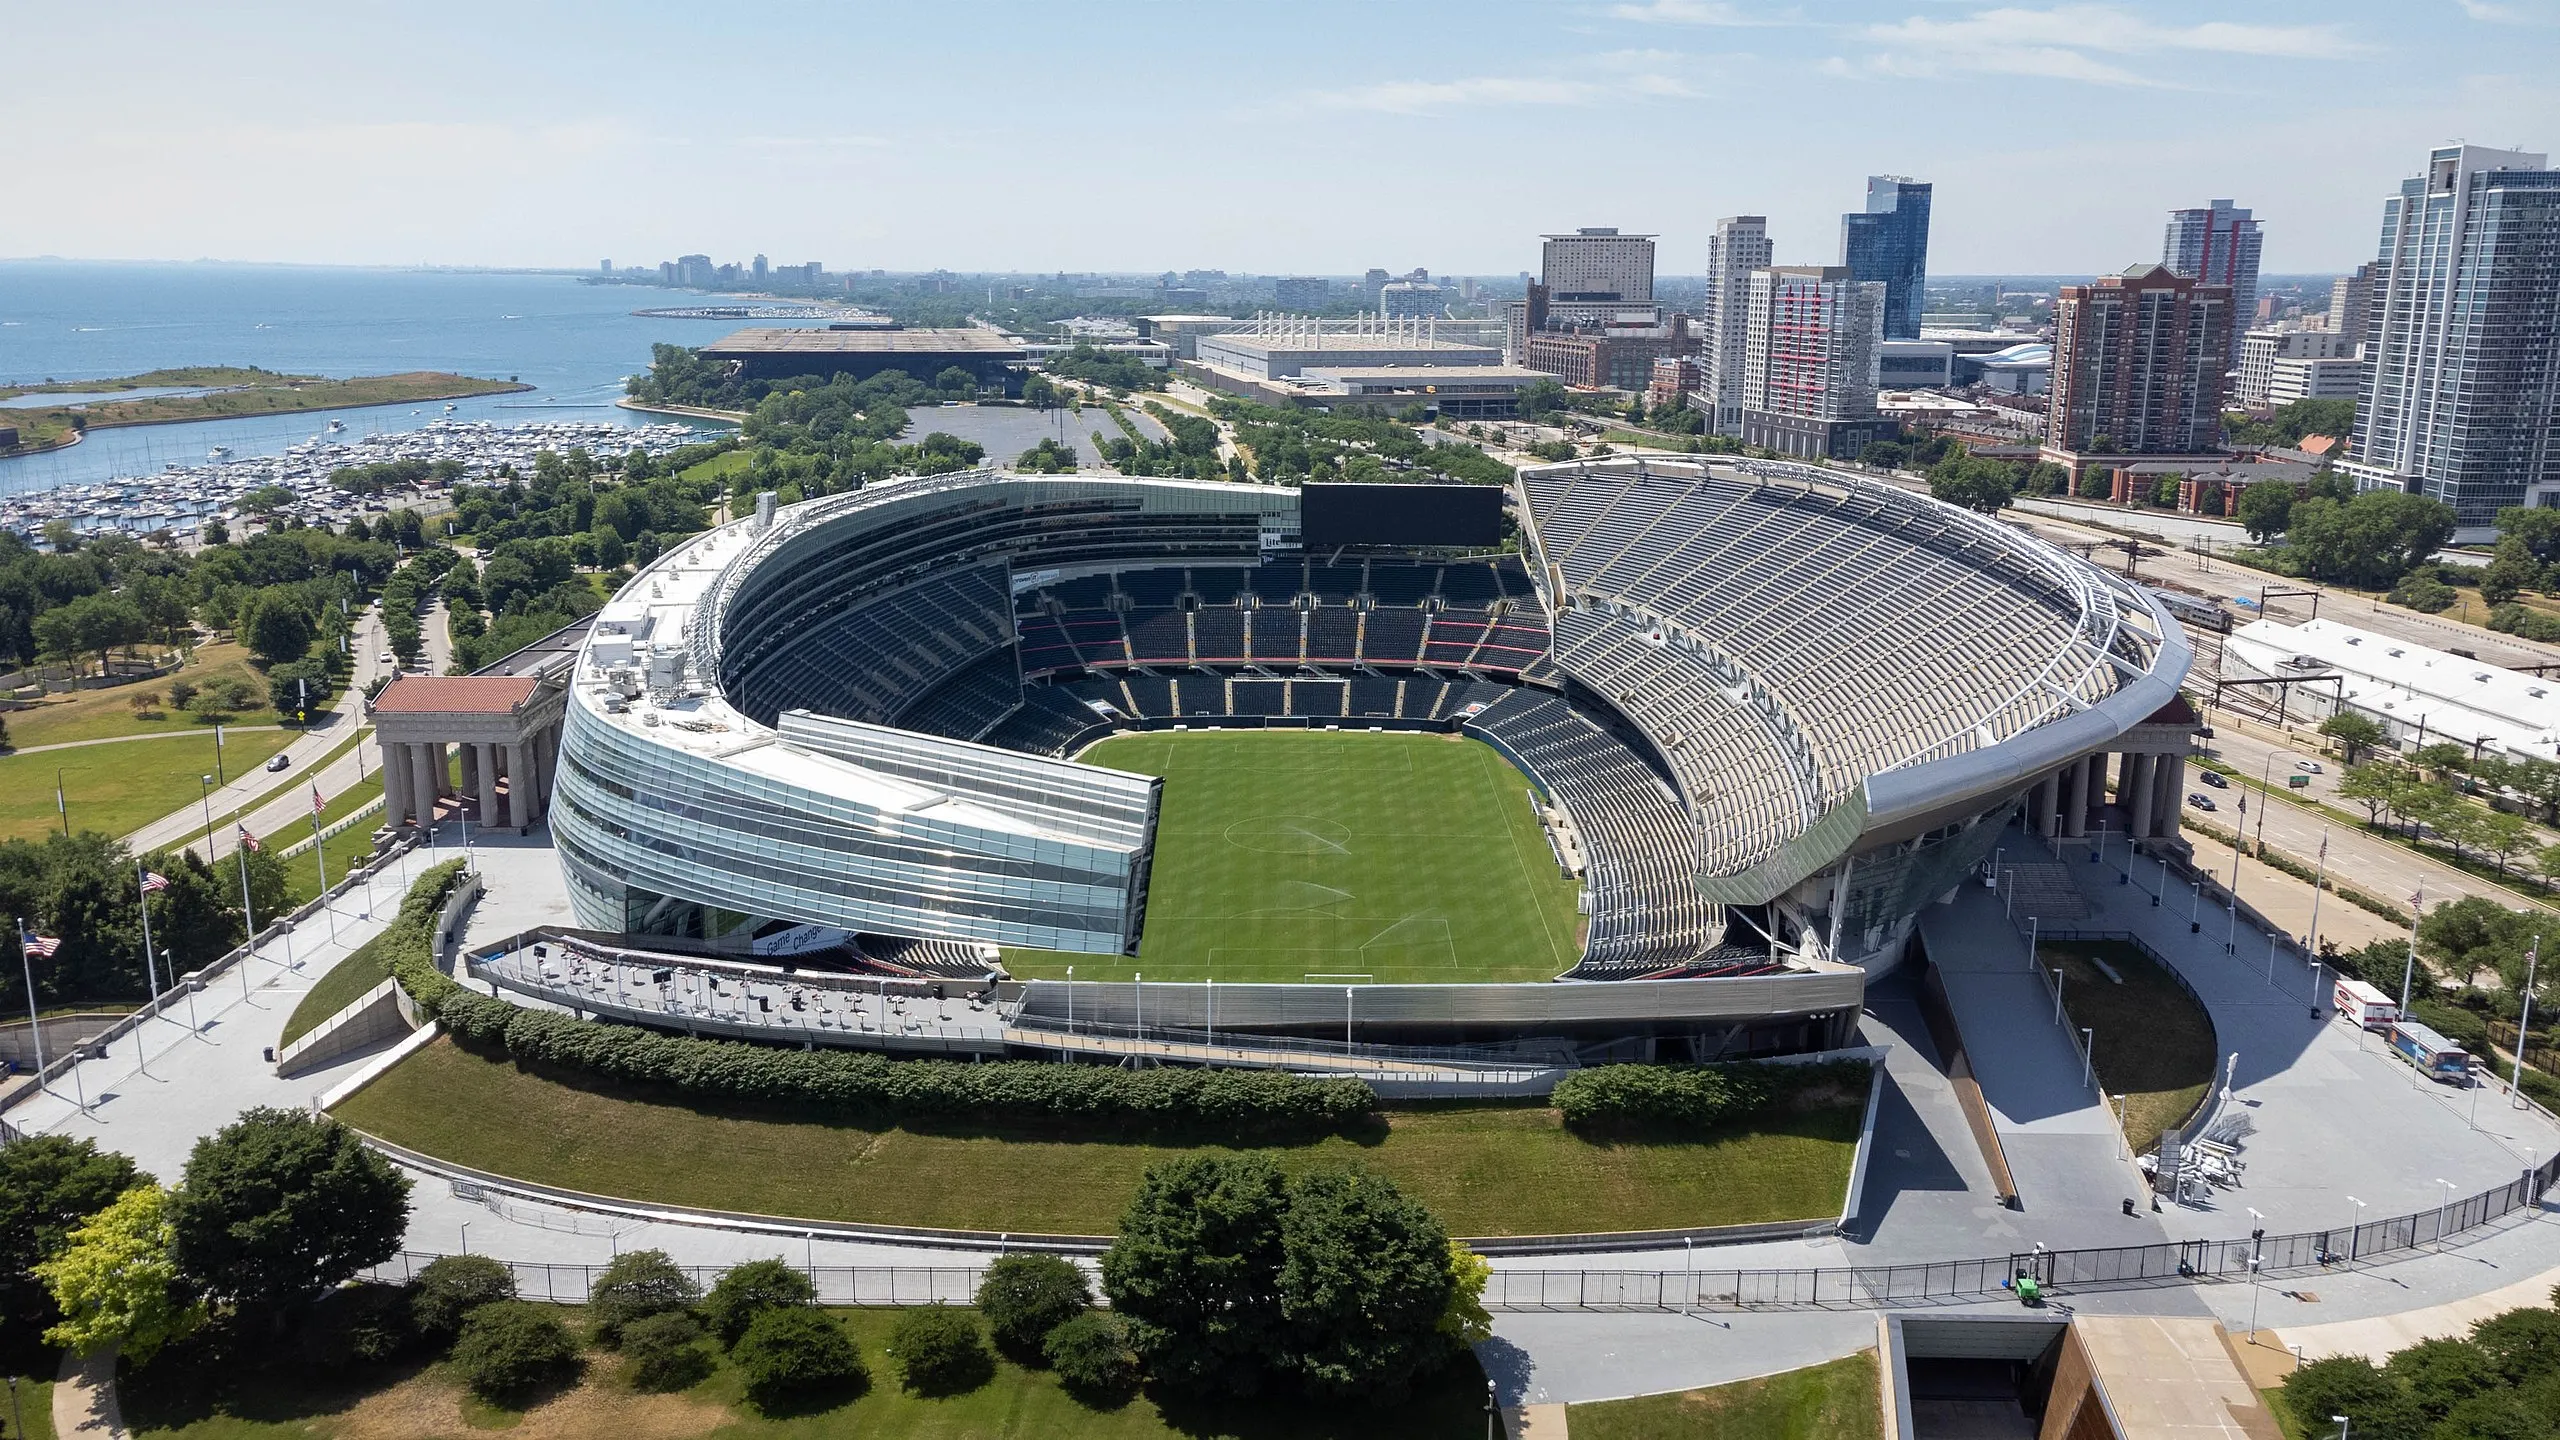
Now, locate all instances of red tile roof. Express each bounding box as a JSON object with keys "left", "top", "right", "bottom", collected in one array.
[{"left": 370, "top": 675, "right": 541, "bottom": 716}]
